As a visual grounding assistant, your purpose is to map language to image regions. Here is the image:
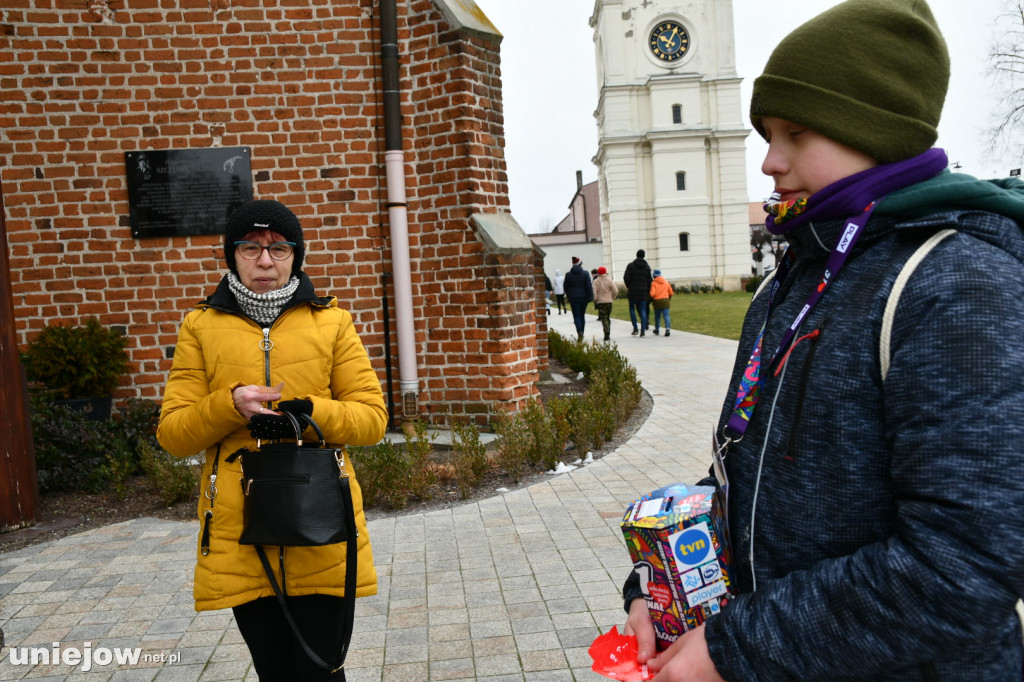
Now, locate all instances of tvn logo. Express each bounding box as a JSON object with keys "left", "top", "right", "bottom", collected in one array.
[{"left": 669, "top": 522, "right": 713, "bottom": 569}]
